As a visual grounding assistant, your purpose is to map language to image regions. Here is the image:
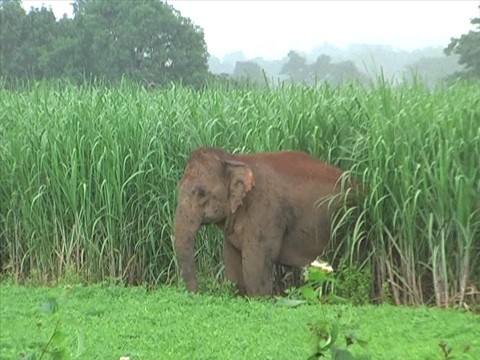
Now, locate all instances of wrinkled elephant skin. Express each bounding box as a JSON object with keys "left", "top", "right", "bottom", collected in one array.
[{"left": 174, "top": 147, "right": 350, "bottom": 296}]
